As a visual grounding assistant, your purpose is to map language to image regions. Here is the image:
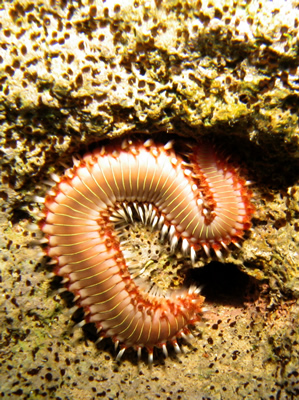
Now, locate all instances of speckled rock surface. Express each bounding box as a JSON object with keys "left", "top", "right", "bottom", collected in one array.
[{"left": 1, "top": 0, "right": 299, "bottom": 399}]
